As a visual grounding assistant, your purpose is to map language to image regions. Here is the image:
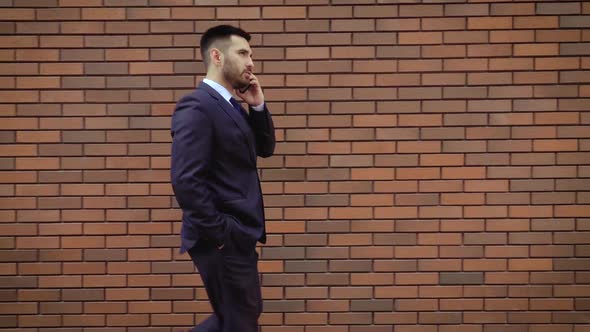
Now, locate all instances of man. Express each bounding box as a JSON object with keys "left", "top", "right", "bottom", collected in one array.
[{"left": 170, "top": 25, "right": 275, "bottom": 332}]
